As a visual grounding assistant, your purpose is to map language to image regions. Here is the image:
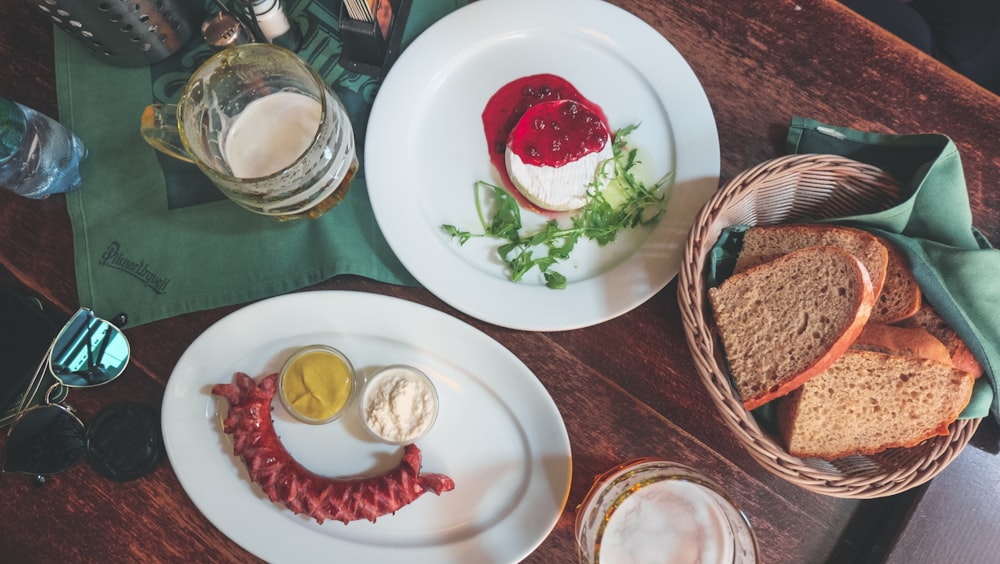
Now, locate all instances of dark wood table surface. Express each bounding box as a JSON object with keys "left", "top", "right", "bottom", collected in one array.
[{"left": 2, "top": 0, "right": 999, "bottom": 562}]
